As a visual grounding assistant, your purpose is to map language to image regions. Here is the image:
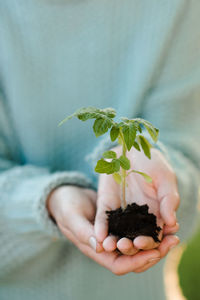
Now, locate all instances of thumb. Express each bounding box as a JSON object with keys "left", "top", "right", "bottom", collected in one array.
[
  {"left": 94, "top": 197, "right": 109, "bottom": 243},
  {"left": 156, "top": 173, "right": 180, "bottom": 227},
  {"left": 160, "top": 192, "right": 180, "bottom": 227},
  {"left": 95, "top": 193, "right": 121, "bottom": 243},
  {"left": 95, "top": 173, "right": 121, "bottom": 243},
  {"left": 60, "top": 214, "right": 103, "bottom": 253}
]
